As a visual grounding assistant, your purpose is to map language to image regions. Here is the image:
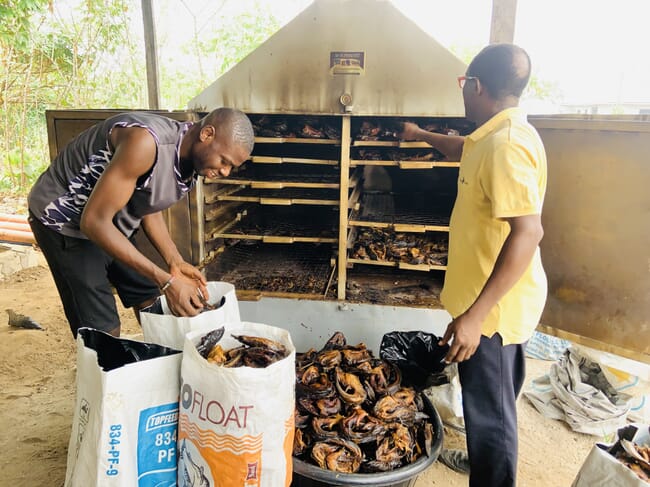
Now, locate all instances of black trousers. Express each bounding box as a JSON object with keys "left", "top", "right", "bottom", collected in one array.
[
  {"left": 458, "top": 333, "right": 527, "bottom": 487},
  {"left": 28, "top": 212, "right": 159, "bottom": 337}
]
